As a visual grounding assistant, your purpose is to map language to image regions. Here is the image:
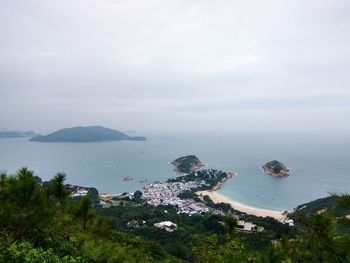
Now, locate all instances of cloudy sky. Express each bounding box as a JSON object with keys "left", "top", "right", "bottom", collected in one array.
[{"left": 1, "top": 0, "right": 349, "bottom": 134}]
